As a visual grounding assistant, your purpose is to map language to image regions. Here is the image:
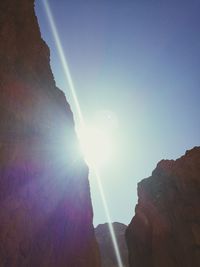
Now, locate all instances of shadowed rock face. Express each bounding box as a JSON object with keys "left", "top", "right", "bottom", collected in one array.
[
  {"left": 126, "top": 147, "right": 200, "bottom": 267},
  {"left": 0, "top": 1, "right": 100, "bottom": 266},
  {"left": 95, "top": 222, "right": 129, "bottom": 267}
]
